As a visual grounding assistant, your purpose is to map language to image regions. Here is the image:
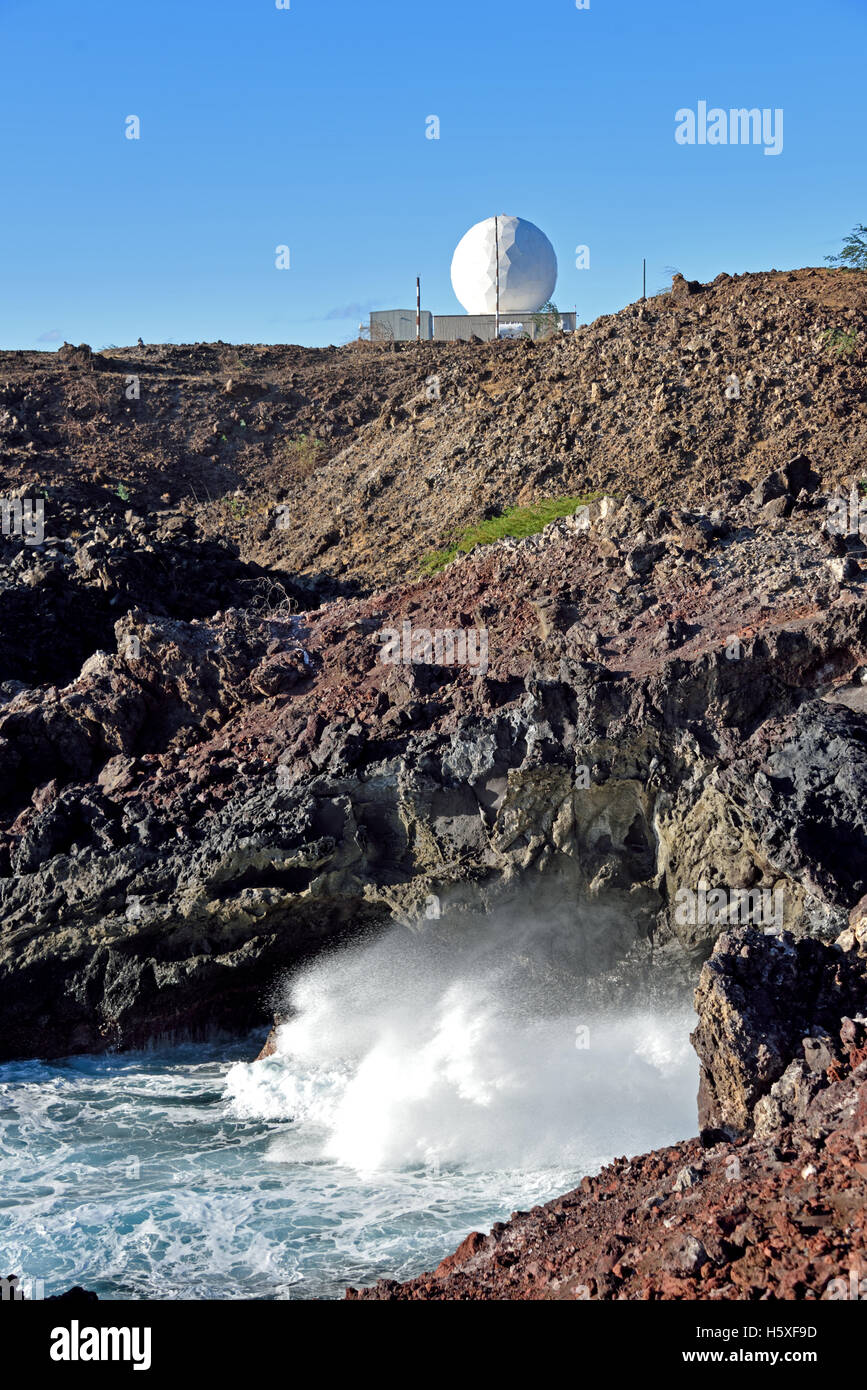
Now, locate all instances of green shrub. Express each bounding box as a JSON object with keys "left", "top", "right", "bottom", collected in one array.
[
  {"left": 825, "top": 224, "right": 867, "bottom": 271},
  {"left": 530, "top": 301, "right": 563, "bottom": 339},
  {"left": 821, "top": 328, "right": 858, "bottom": 358},
  {"left": 283, "top": 434, "right": 326, "bottom": 477}
]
